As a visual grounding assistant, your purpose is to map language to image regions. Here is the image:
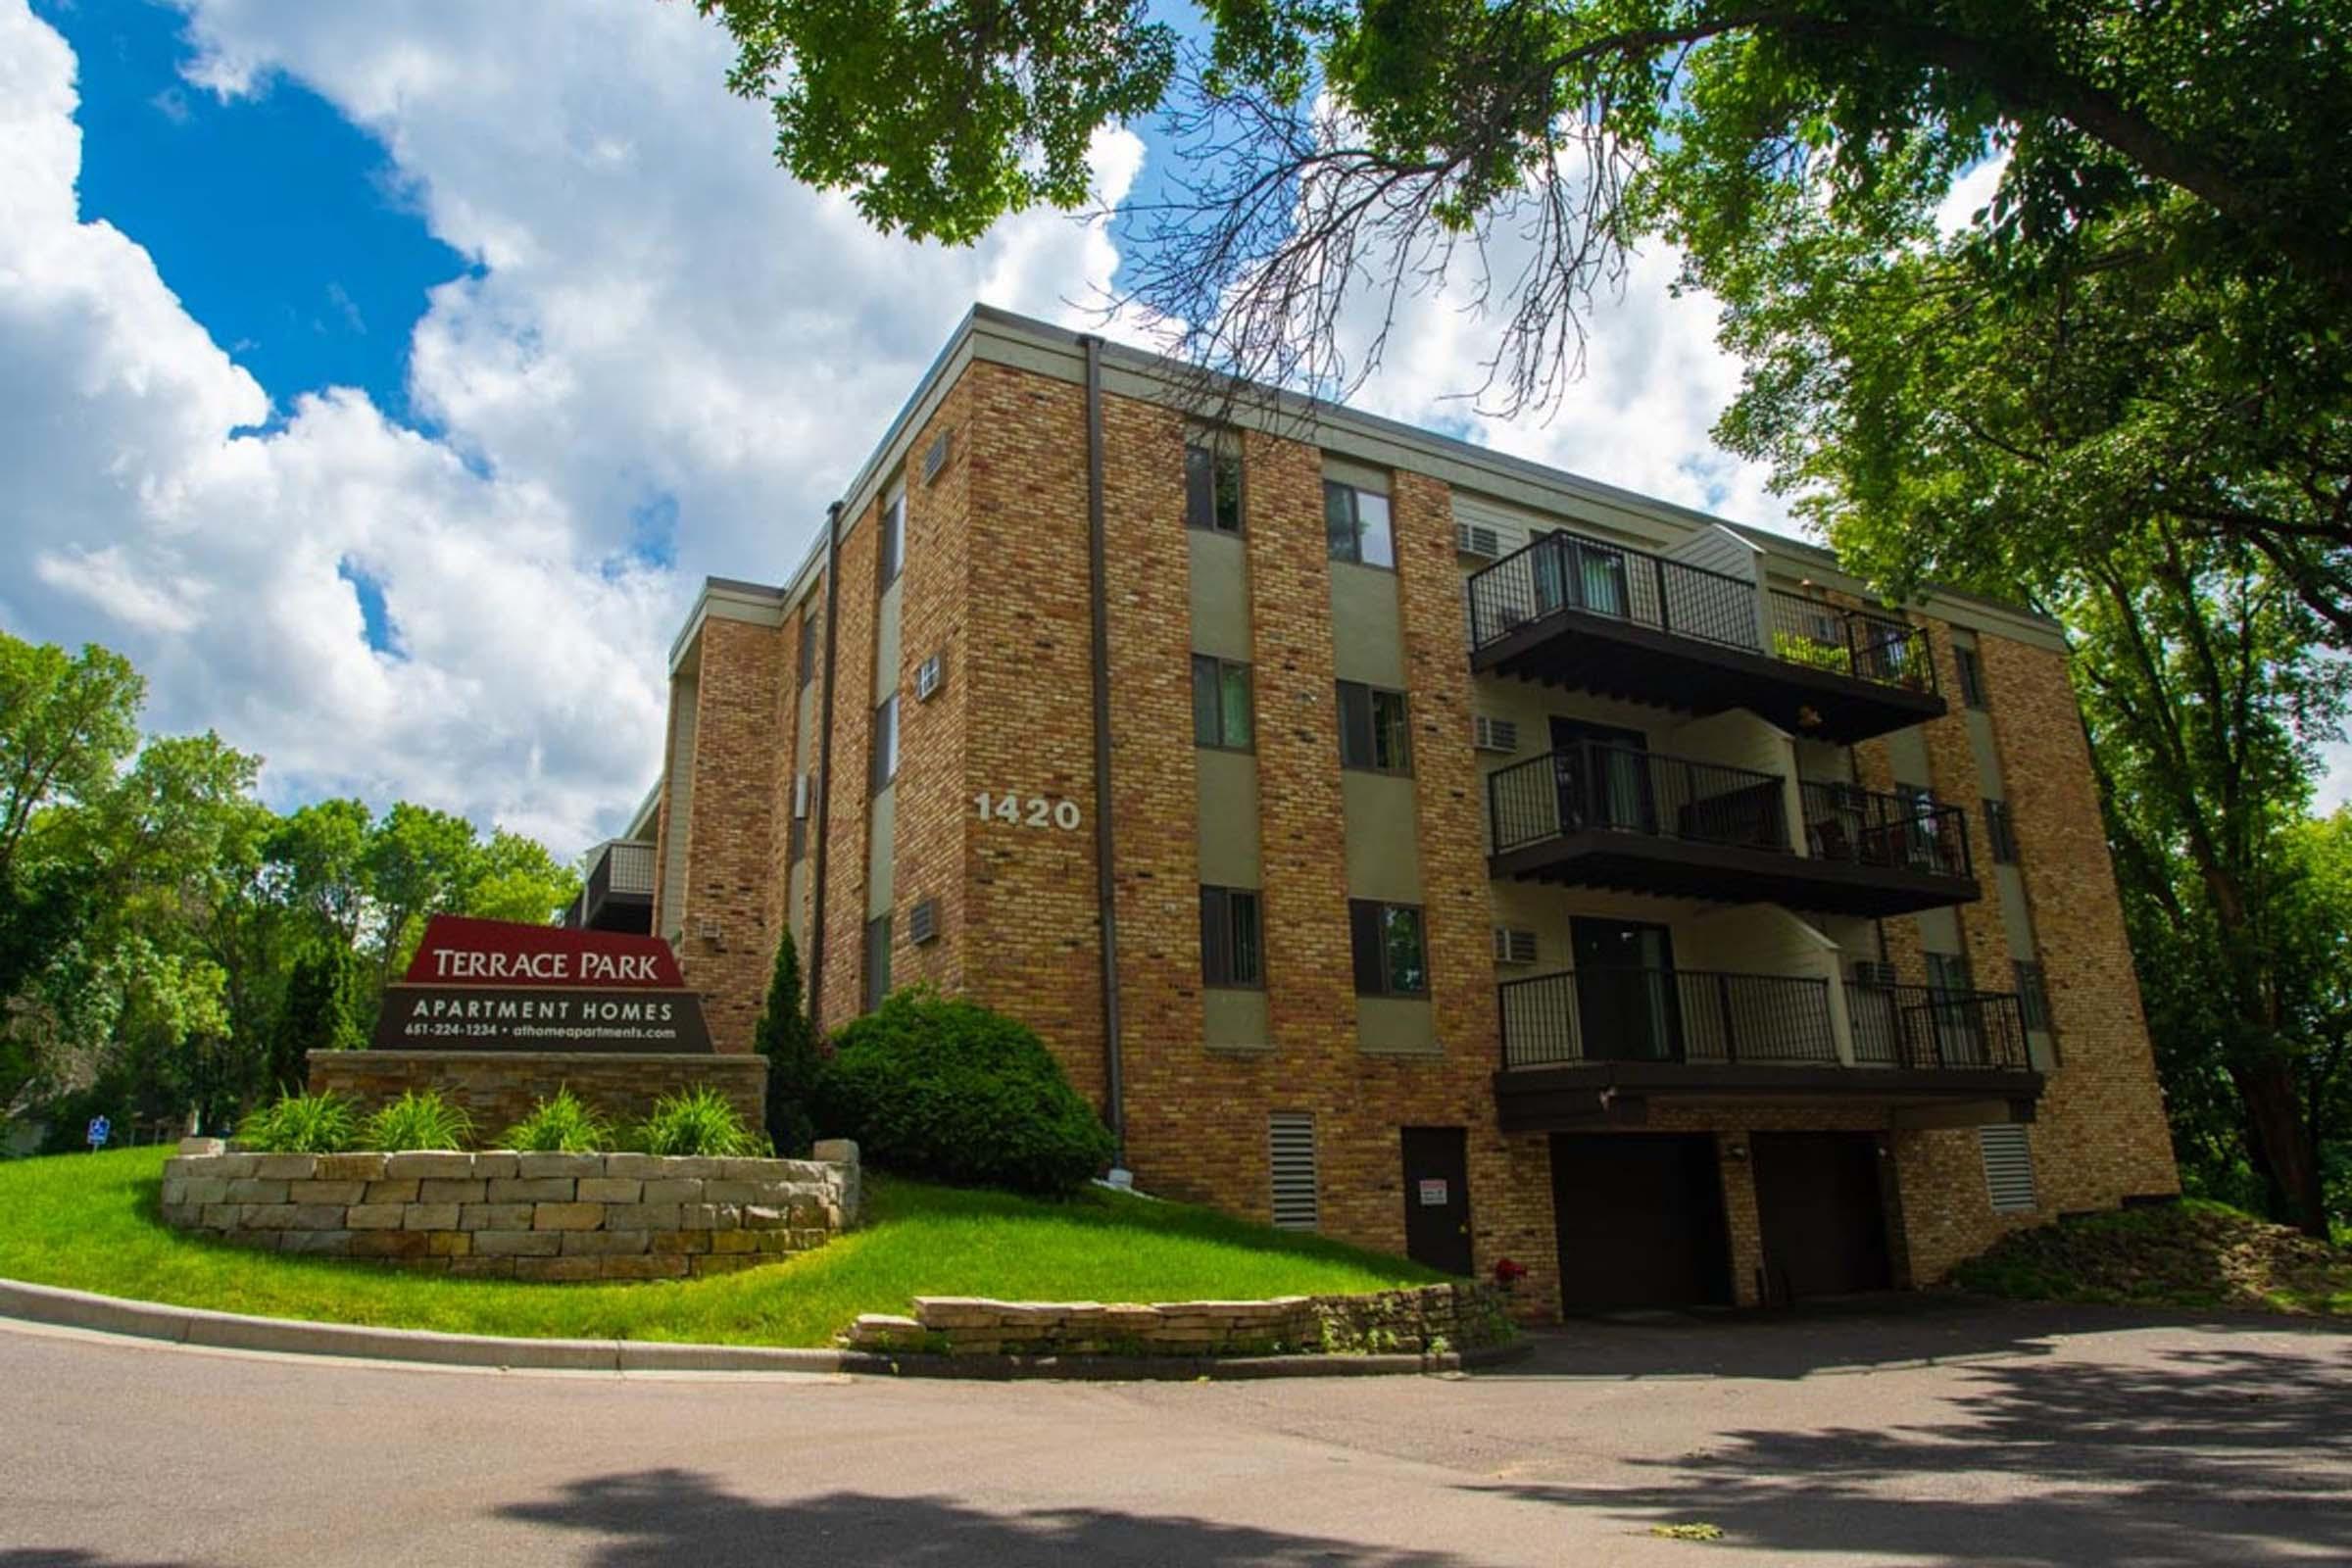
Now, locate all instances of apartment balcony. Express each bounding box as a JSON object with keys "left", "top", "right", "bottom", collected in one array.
[
  {"left": 1465, "top": 531, "right": 1944, "bottom": 744},
  {"left": 1487, "top": 744, "right": 1981, "bottom": 916},
  {"left": 564, "top": 839, "right": 656, "bottom": 934},
  {"left": 1493, "top": 967, "right": 2041, "bottom": 1132}
]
